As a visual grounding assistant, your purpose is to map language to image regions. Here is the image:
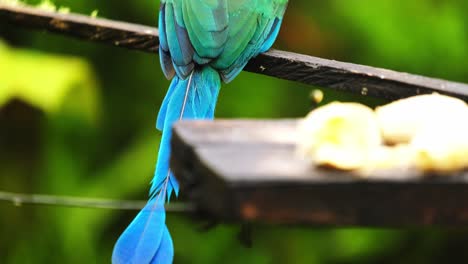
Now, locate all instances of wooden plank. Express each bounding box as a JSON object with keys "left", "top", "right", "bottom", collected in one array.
[
  {"left": 0, "top": 4, "right": 159, "bottom": 52},
  {"left": 2, "top": 4, "right": 468, "bottom": 101},
  {"left": 171, "top": 120, "right": 468, "bottom": 227},
  {"left": 247, "top": 50, "right": 468, "bottom": 101}
]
